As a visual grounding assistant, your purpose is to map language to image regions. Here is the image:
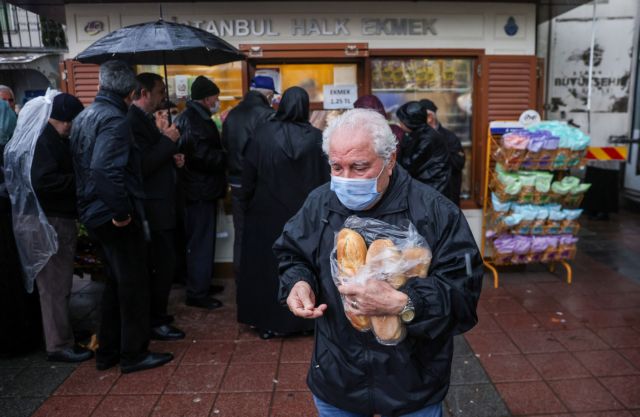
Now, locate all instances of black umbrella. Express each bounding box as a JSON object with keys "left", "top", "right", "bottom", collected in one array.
[
  {"left": 75, "top": 19, "right": 245, "bottom": 66},
  {"left": 75, "top": 19, "right": 245, "bottom": 125}
]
